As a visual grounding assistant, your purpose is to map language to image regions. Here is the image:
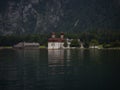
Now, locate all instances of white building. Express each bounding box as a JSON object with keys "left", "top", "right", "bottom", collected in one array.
[
  {"left": 48, "top": 32, "right": 84, "bottom": 49},
  {"left": 89, "top": 46, "right": 99, "bottom": 49},
  {"left": 48, "top": 32, "right": 65, "bottom": 49},
  {"left": 66, "top": 38, "right": 71, "bottom": 48},
  {"left": 13, "top": 42, "right": 39, "bottom": 49}
]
